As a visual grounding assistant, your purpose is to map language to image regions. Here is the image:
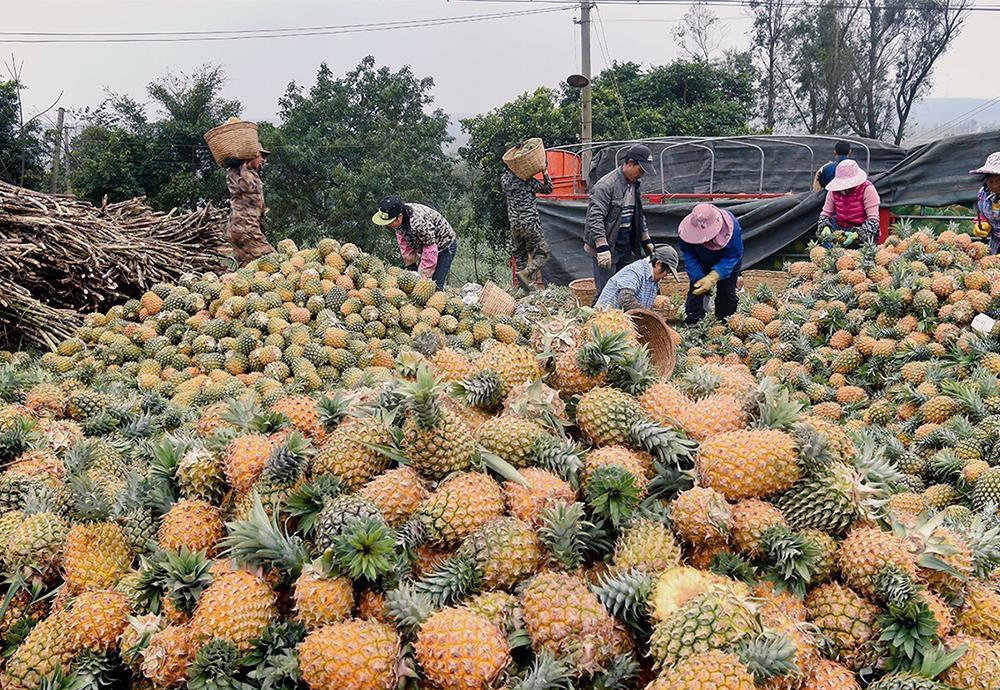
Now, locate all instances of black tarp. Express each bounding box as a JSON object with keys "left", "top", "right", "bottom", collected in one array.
[{"left": 540, "top": 131, "right": 1000, "bottom": 285}]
